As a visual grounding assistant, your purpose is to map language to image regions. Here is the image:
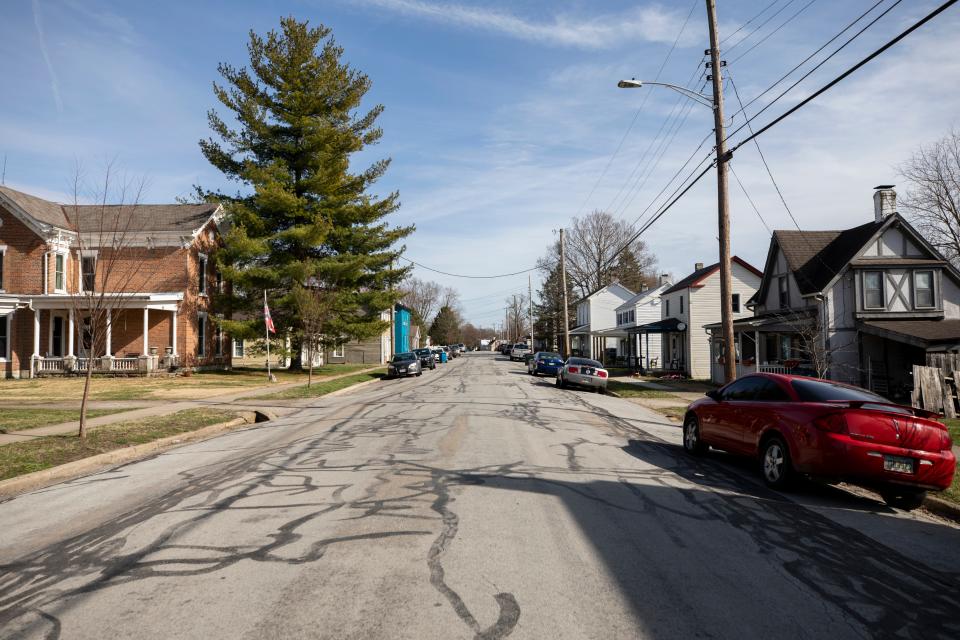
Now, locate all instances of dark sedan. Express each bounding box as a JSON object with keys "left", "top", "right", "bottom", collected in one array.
[
  {"left": 683, "top": 373, "right": 956, "bottom": 509},
  {"left": 414, "top": 348, "right": 436, "bottom": 370},
  {"left": 528, "top": 352, "right": 564, "bottom": 376},
  {"left": 386, "top": 352, "right": 422, "bottom": 379}
]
